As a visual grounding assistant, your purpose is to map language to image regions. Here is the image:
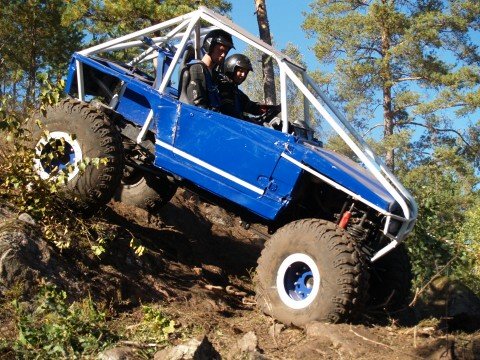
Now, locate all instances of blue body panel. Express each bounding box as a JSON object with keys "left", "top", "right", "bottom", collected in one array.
[
  {"left": 66, "top": 53, "right": 397, "bottom": 221},
  {"left": 154, "top": 102, "right": 298, "bottom": 219},
  {"left": 67, "top": 53, "right": 161, "bottom": 130},
  {"left": 174, "top": 104, "right": 287, "bottom": 191},
  {"left": 287, "top": 141, "right": 395, "bottom": 210},
  {"left": 116, "top": 88, "right": 151, "bottom": 123}
]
